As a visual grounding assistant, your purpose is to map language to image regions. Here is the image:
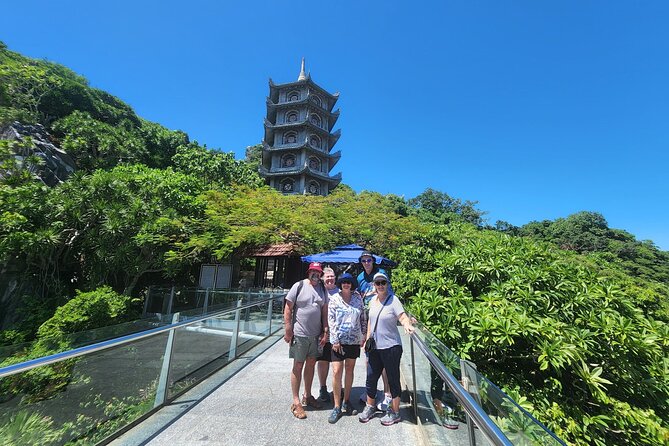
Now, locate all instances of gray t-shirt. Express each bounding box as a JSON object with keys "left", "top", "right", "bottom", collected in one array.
[
  {"left": 286, "top": 279, "right": 327, "bottom": 337},
  {"left": 367, "top": 294, "right": 405, "bottom": 349}
]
